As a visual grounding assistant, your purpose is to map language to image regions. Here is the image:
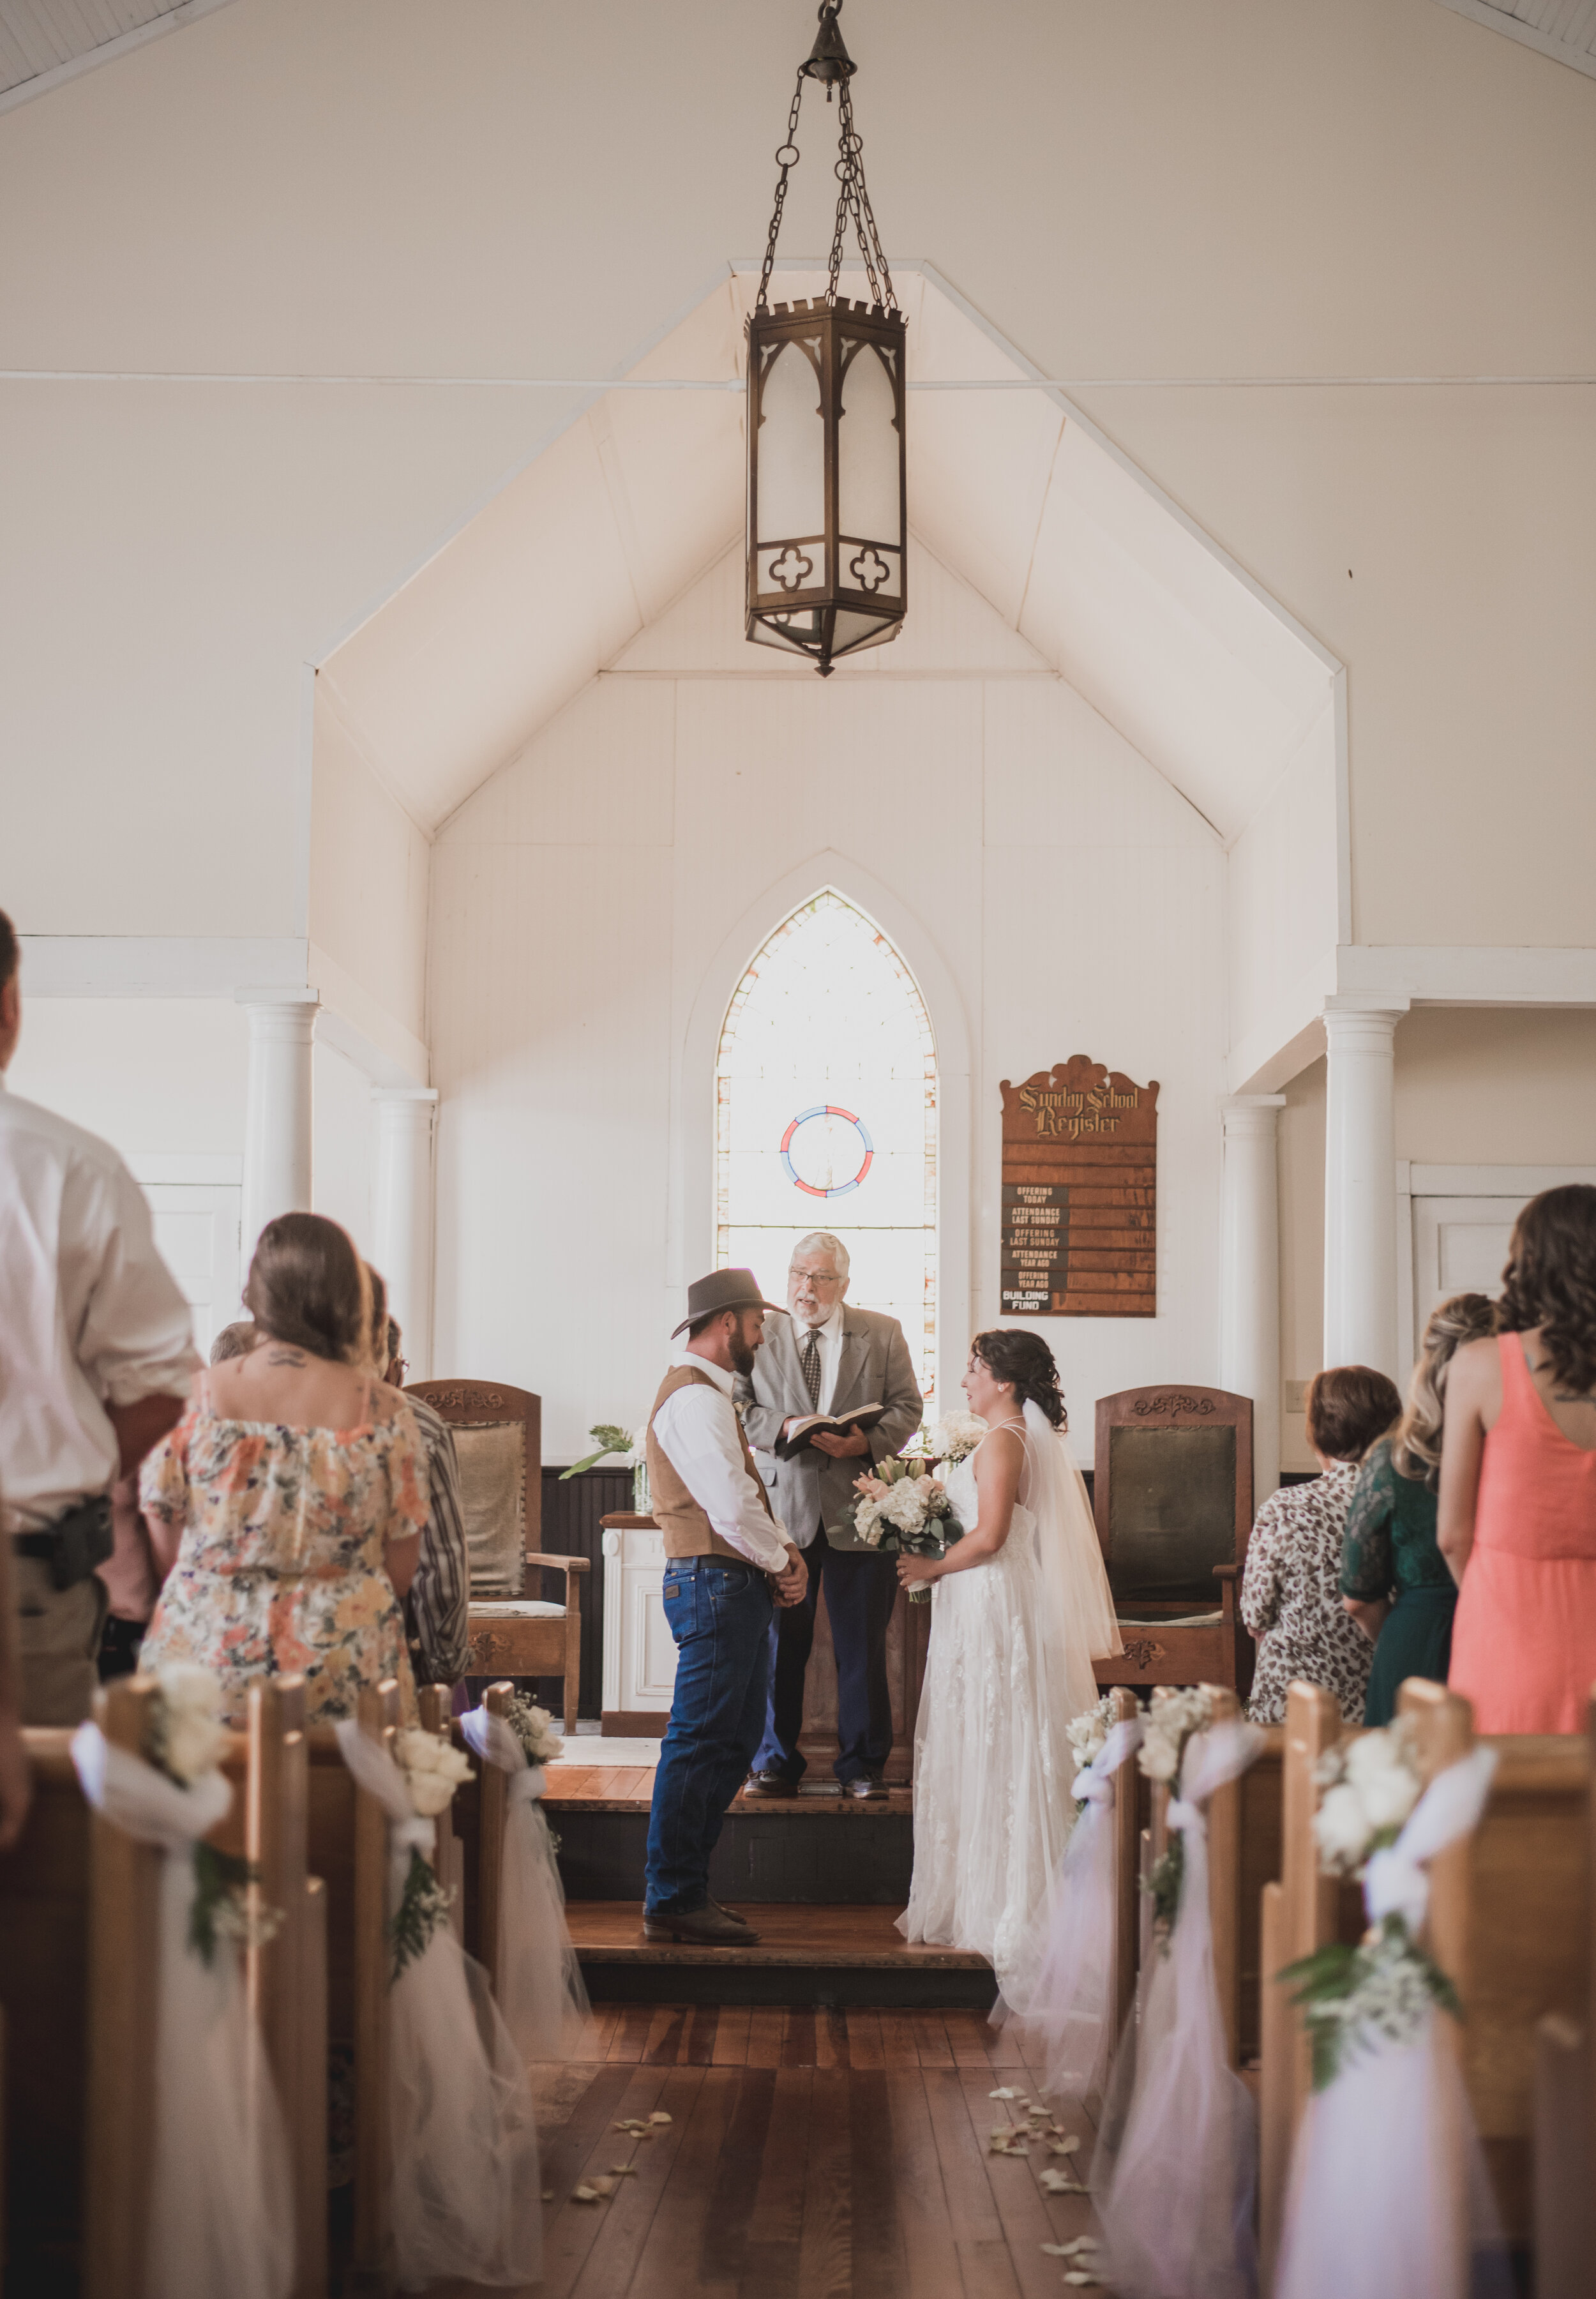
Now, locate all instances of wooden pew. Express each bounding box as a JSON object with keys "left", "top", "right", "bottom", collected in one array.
[
  {"left": 1400, "top": 1678, "right": 1590, "bottom": 2247},
  {"left": 416, "top": 1683, "right": 469, "bottom": 1949},
  {"left": 1108, "top": 1684, "right": 1141, "bottom": 2044},
  {"left": 1258, "top": 1682, "right": 1362, "bottom": 2291},
  {"left": 306, "top": 1678, "right": 400, "bottom": 2298},
  {"left": 1532, "top": 1684, "right": 1596, "bottom": 2299},
  {"left": 220, "top": 1678, "right": 327, "bottom": 2299}
]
